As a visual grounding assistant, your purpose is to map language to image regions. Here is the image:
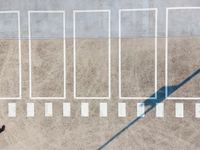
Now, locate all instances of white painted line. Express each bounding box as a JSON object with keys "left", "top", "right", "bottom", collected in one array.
[
  {"left": 63, "top": 103, "right": 71, "bottom": 117},
  {"left": 8, "top": 103, "right": 16, "bottom": 117},
  {"left": 118, "top": 103, "right": 126, "bottom": 117},
  {"left": 100, "top": 103, "right": 107, "bottom": 117},
  {"left": 137, "top": 103, "right": 145, "bottom": 117},
  {"left": 27, "top": 103, "right": 34, "bottom": 117},
  {"left": 0, "top": 11, "right": 21, "bottom": 100},
  {"left": 81, "top": 103, "right": 89, "bottom": 117},
  {"left": 28, "top": 10, "right": 66, "bottom": 100},
  {"left": 119, "top": 8, "right": 157, "bottom": 99},
  {"left": 74, "top": 10, "right": 110, "bottom": 13},
  {"left": 167, "top": 7, "right": 200, "bottom": 10},
  {"left": 45, "top": 103, "right": 53, "bottom": 117},
  {"left": 175, "top": 103, "right": 184, "bottom": 118},
  {"left": 195, "top": 103, "right": 200, "bottom": 118},
  {"left": 166, "top": 7, "right": 200, "bottom": 100},
  {"left": 73, "top": 10, "right": 111, "bottom": 99},
  {"left": 28, "top": 10, "right": 65, "bottom": 13},
  {"left": 120, "top": 8, "right": 158, "bottom": 11},
  {"left": 156, "top": 103, "right": 164, "bottom": 117}
]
